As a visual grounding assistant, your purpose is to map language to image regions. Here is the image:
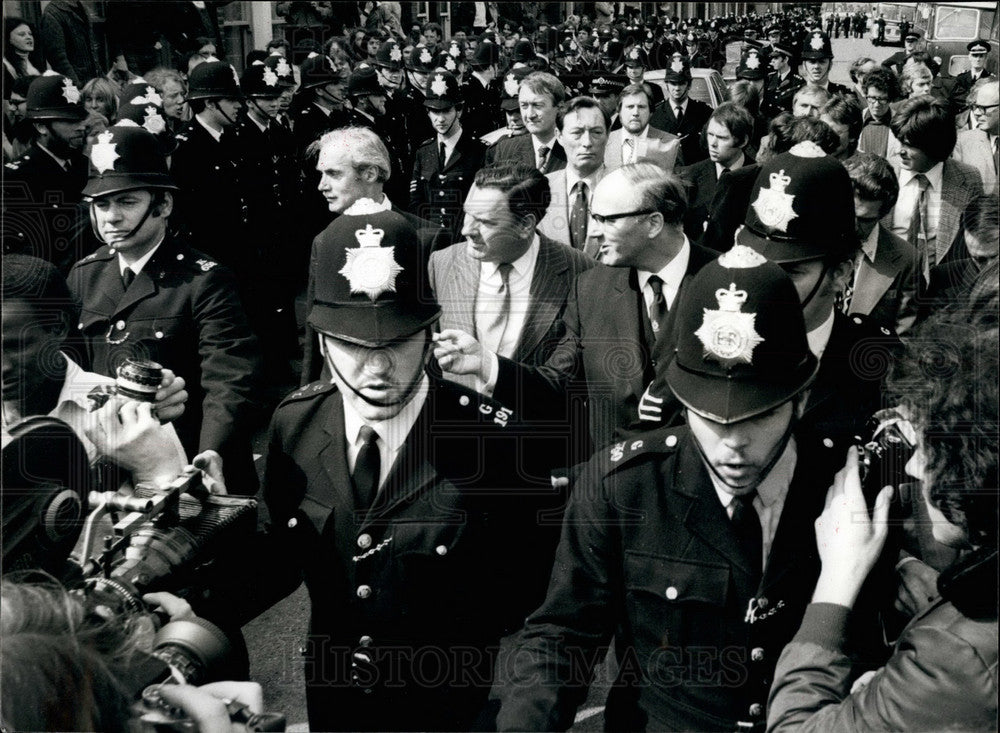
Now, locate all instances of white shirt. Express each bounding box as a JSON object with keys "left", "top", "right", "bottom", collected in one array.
[
  {"left": 437, "top": 123, "right": 463, "bottom": 167},
  {"left": 672, "top": 99, "right": 689, "bottom": 118},
  {"left": 892, "top": 162, "right": 944, "bottom": 240},
  {"left": 714, "top": 152, "right": 745, "bottom": 180},
  {"left": 709, "top": 436, "right": 797, "bottom": 569},
  {"left": 532, "top": 132, "right": 558, "bottom": 168},
  {"left": 195, "top": 112, "right": 224, "bottom": 142},
  {"left": 621, "top": 126, "right": 650, "bottom": 164},
  {"left": 476, "top": 233, "right": 540, "bottom": 361},
  {"left": 118, "top": 237, "right": 164, "bottom": 279},
  {"left": 342, "top": 375, "right": 429, "bottom": 491},
  {"left": 344, "top": 195, "right": 393, "bottom": 214},
  {"left": 637, "top": 237, "right": 691, "bottom": 313},
  {"left": 806, "top": 308, "right": 836, "bottom": 360}
]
